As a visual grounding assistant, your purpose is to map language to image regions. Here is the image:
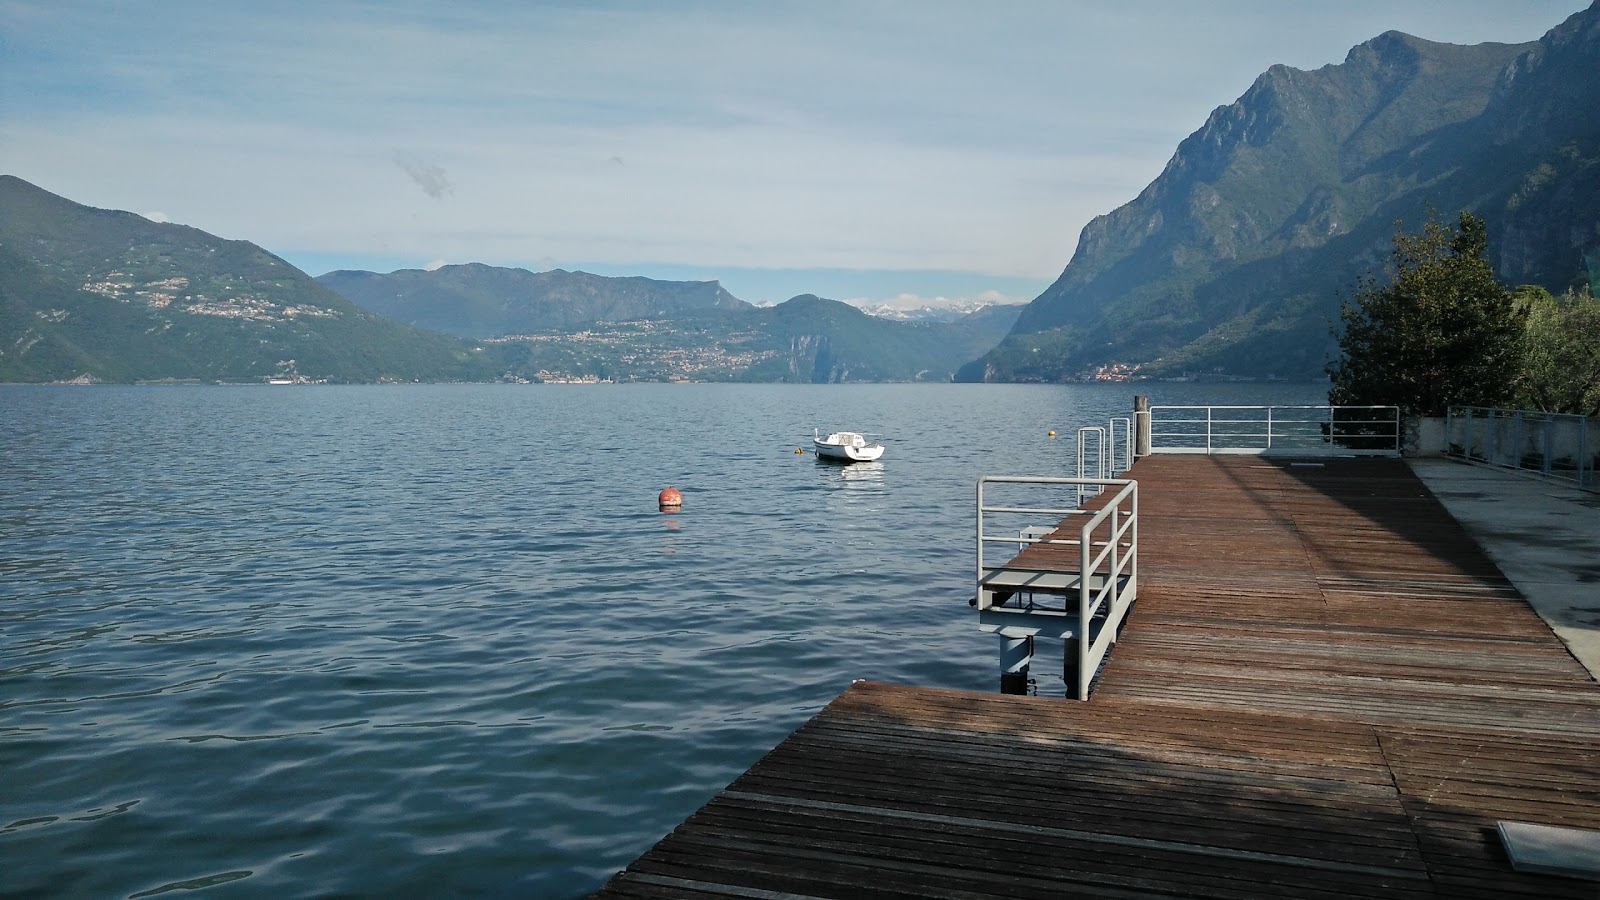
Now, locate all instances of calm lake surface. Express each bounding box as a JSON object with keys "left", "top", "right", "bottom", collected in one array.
[{"left": 1, "top": 382, "right": 1325, "bottom": 898}]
